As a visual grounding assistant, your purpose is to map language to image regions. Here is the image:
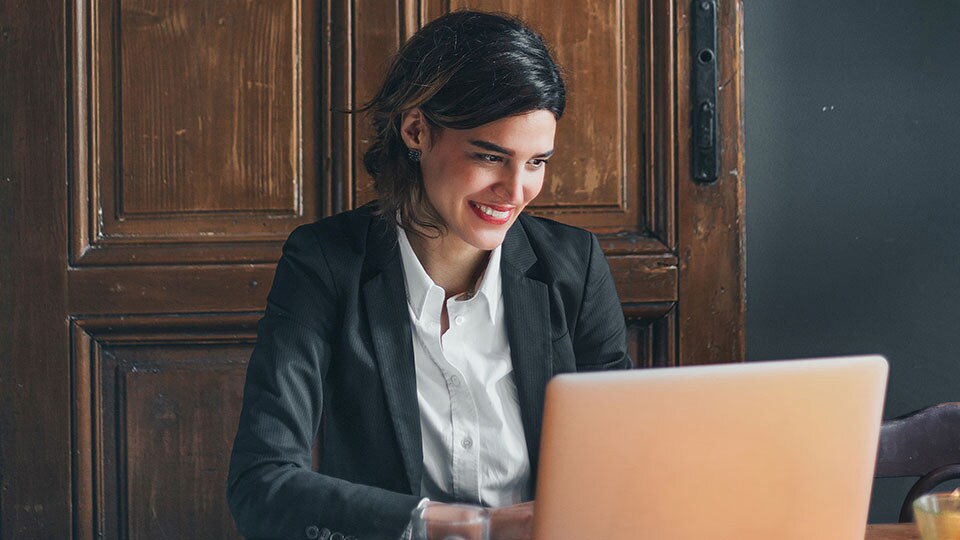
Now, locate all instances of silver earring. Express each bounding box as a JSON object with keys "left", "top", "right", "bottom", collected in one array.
[{"left": 407, "top": 148, "right": 421, "bottom": 163}]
